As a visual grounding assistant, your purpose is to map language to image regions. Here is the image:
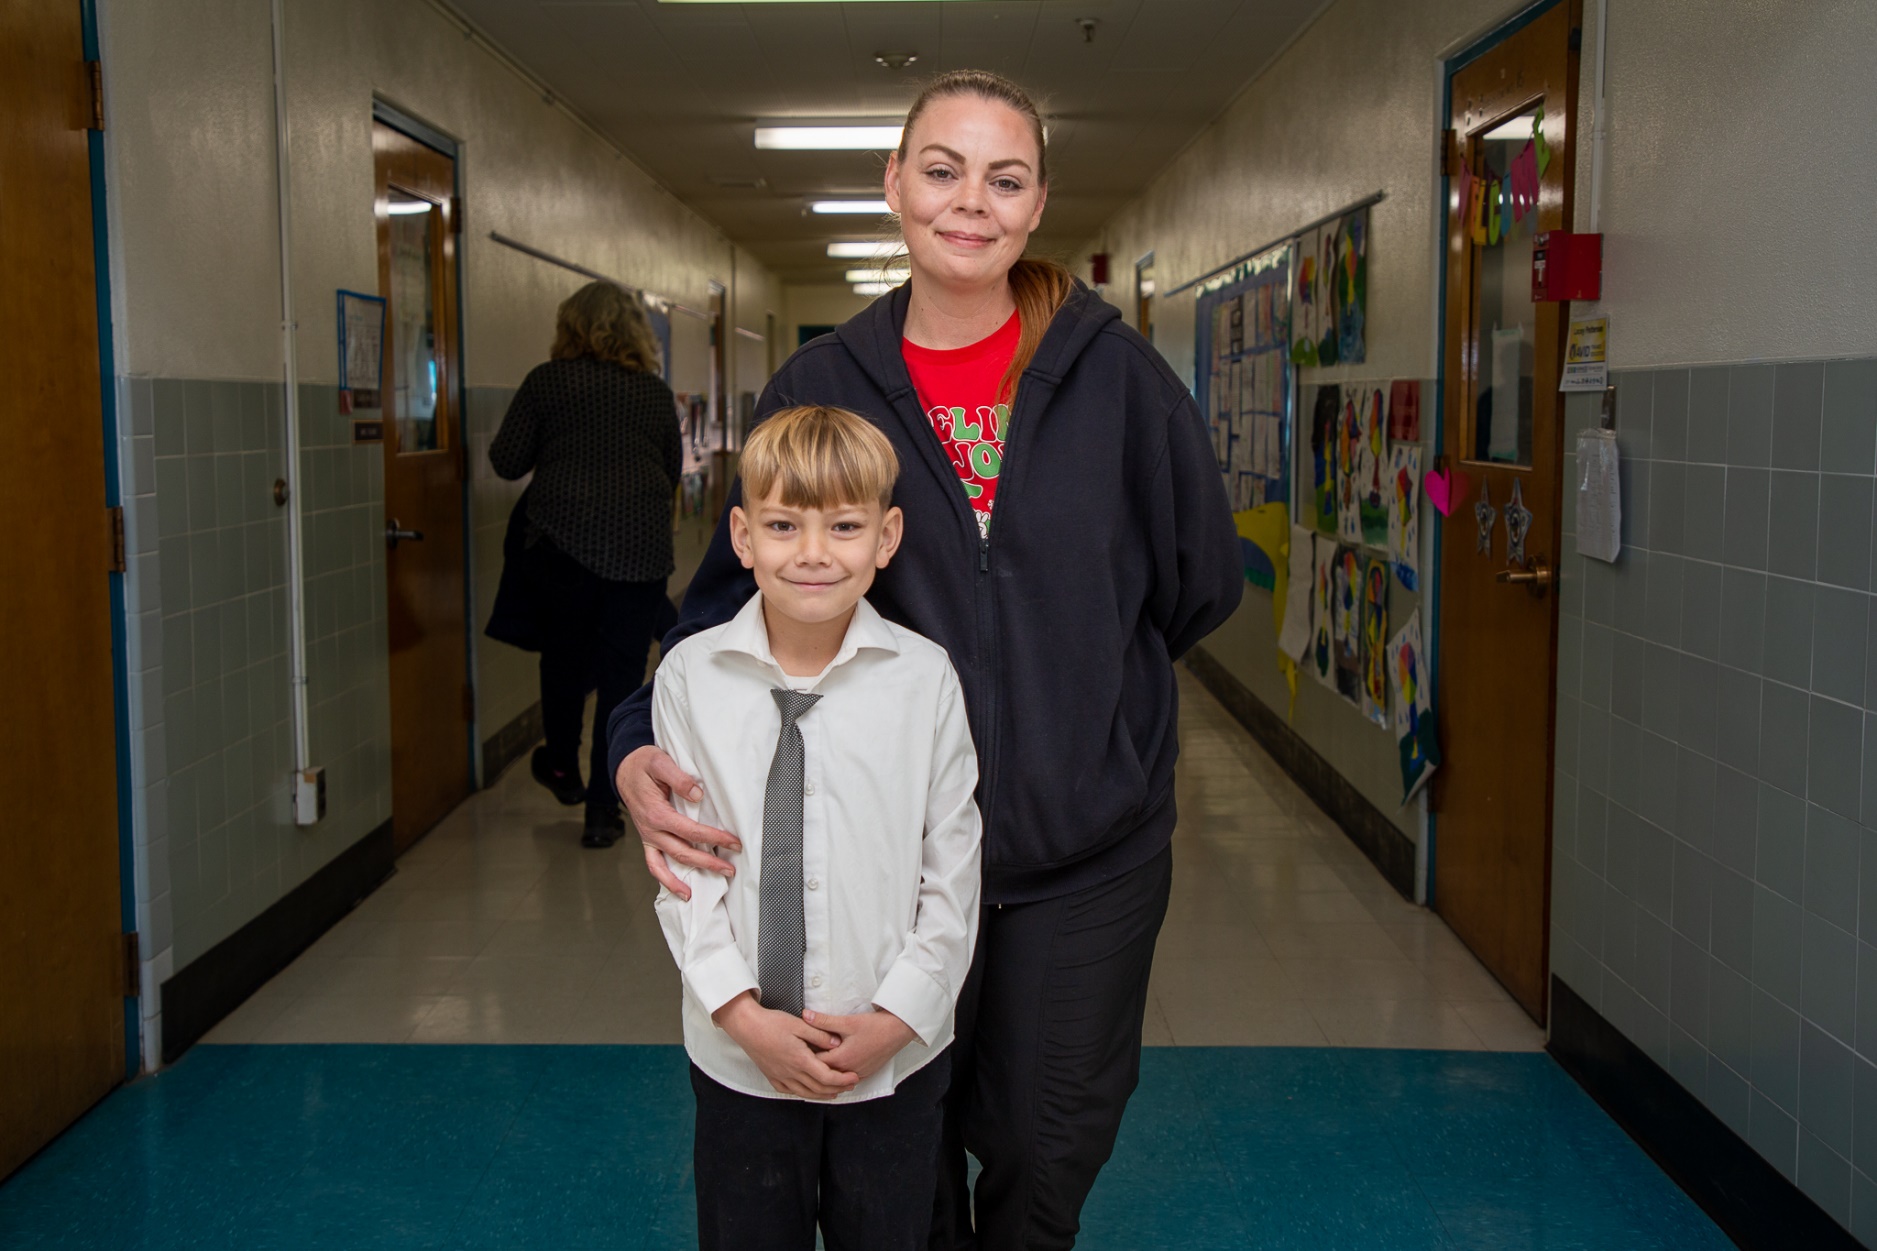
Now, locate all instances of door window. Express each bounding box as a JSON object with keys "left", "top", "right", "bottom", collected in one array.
[
  {"left": 1467, "top": 110, "right": 1542, "bottom": 468},
  {"left": 388, "top": 192, "right": 444, "bottom": 453}
]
